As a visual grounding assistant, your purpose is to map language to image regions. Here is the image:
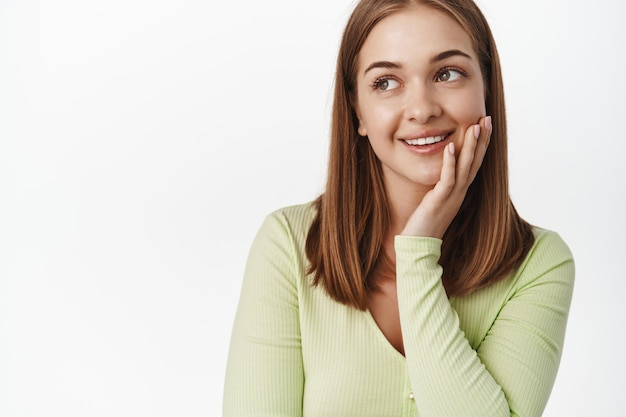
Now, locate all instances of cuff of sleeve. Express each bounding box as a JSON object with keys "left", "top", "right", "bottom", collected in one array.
[
  {"left": 394, "top": 235, "right": 443, "bottom": 286},
  {"left": 394, "top": 235, "right": 442, "bottom": 257}
]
